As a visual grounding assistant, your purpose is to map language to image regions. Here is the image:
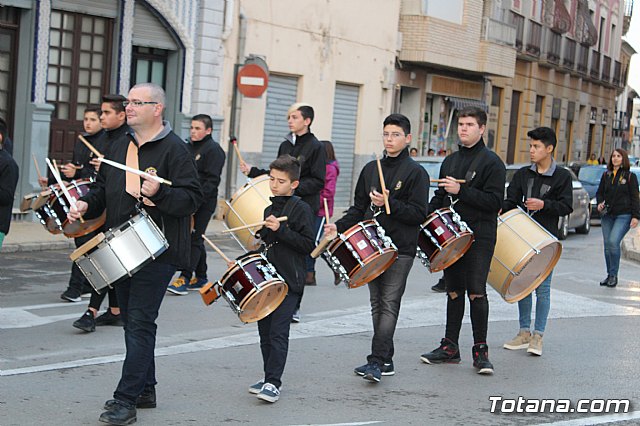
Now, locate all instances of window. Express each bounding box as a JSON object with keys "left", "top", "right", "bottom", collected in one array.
[
  {"left": 491, "top": 86, "right": 502, "bottom": 108},
  {"left": 511, "top": 12, "right": 525, "bottom": 50},
  {"left": 131, "top": 46, "right": 168, "bottom": 89}
]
